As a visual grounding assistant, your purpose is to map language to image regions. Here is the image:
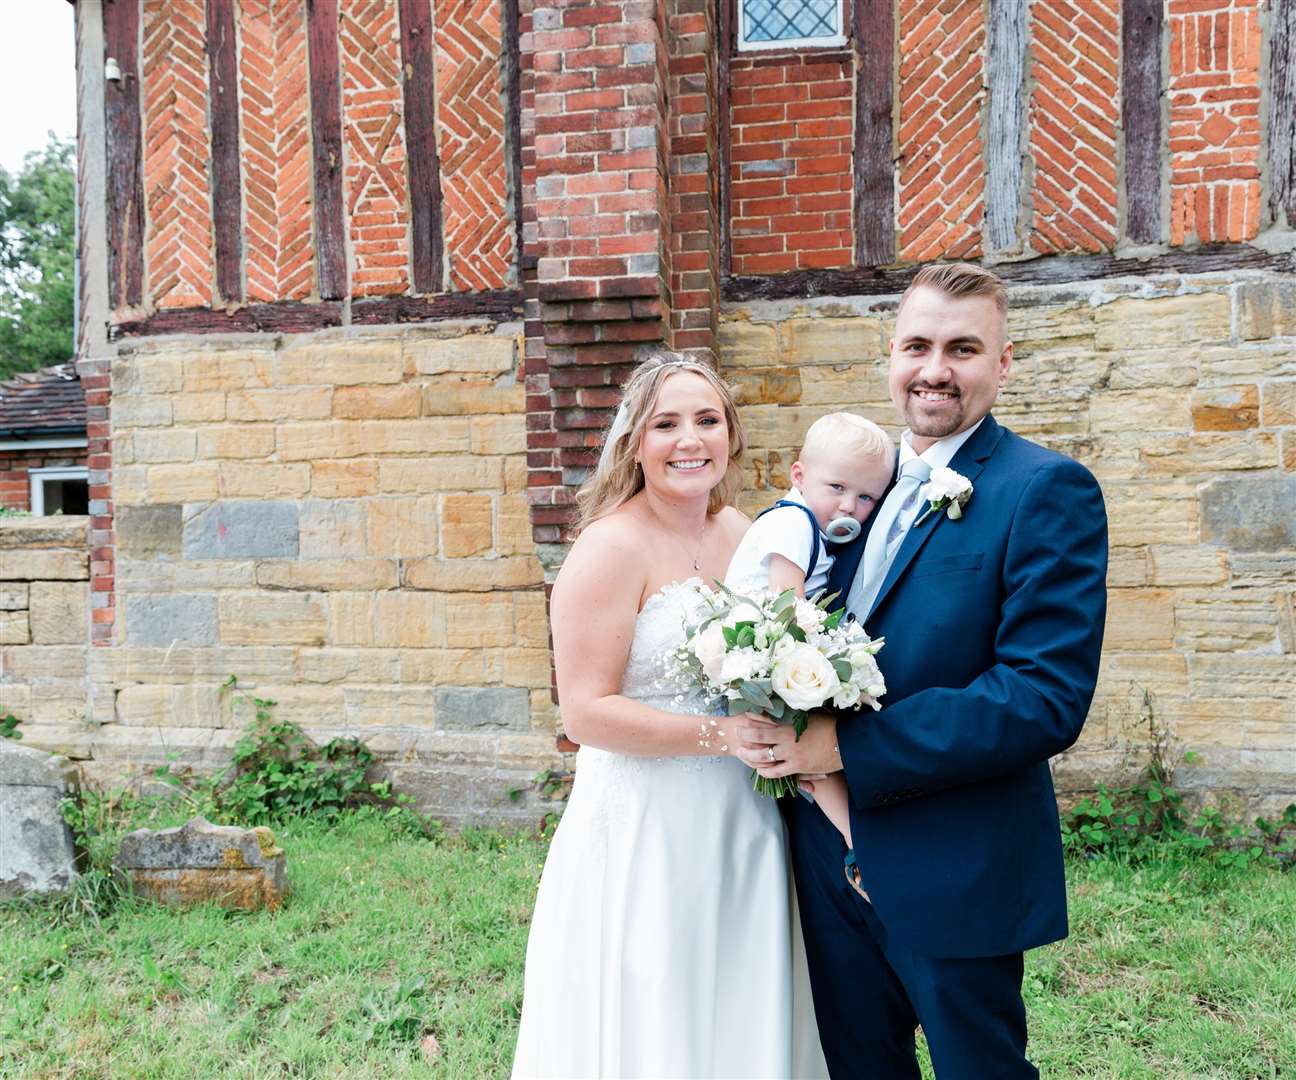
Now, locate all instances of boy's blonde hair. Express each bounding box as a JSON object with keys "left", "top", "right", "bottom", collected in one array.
[{"left": 799, "top": 412, "right": 893, "bottom": 465}]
